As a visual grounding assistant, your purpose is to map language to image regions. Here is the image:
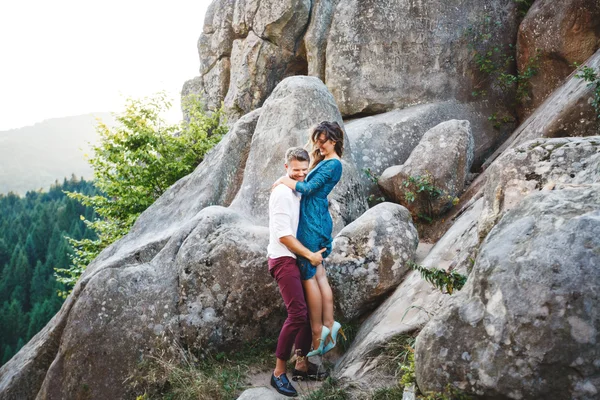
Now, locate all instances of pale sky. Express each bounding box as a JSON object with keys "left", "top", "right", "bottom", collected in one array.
[{"left": 0, "top": 0, "right": 212, "bottom": 131}]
